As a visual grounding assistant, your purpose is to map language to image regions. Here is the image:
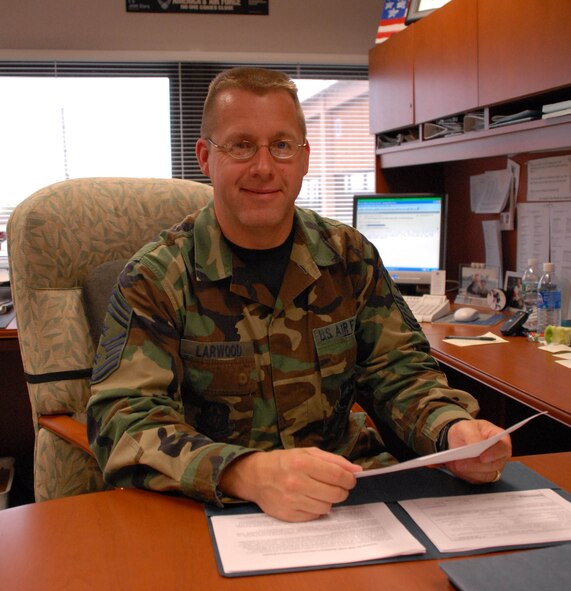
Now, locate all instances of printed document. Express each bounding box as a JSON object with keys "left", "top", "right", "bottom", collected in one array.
[
  {"left": 401, "top": 488, "right": 571, "bottom": 552},
  {"left": 356, "top": 412, "right": 546, "bottom": 479},
  {"left": 210, "top": 502, "right": 425, "bottom": 574},
  {"left": 527, "top": 155, "right": 571, "bottom": 201},
  {"left": 470, "top": 169, "right": 511, "bottom": 213}
]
